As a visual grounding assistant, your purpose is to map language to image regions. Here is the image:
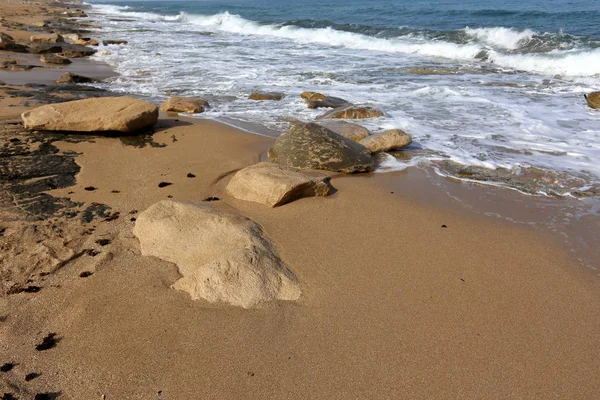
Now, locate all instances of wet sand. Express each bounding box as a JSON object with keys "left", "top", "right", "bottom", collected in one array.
[{"left": 1, "top": 1, "right": 599, "bottom": 399}]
